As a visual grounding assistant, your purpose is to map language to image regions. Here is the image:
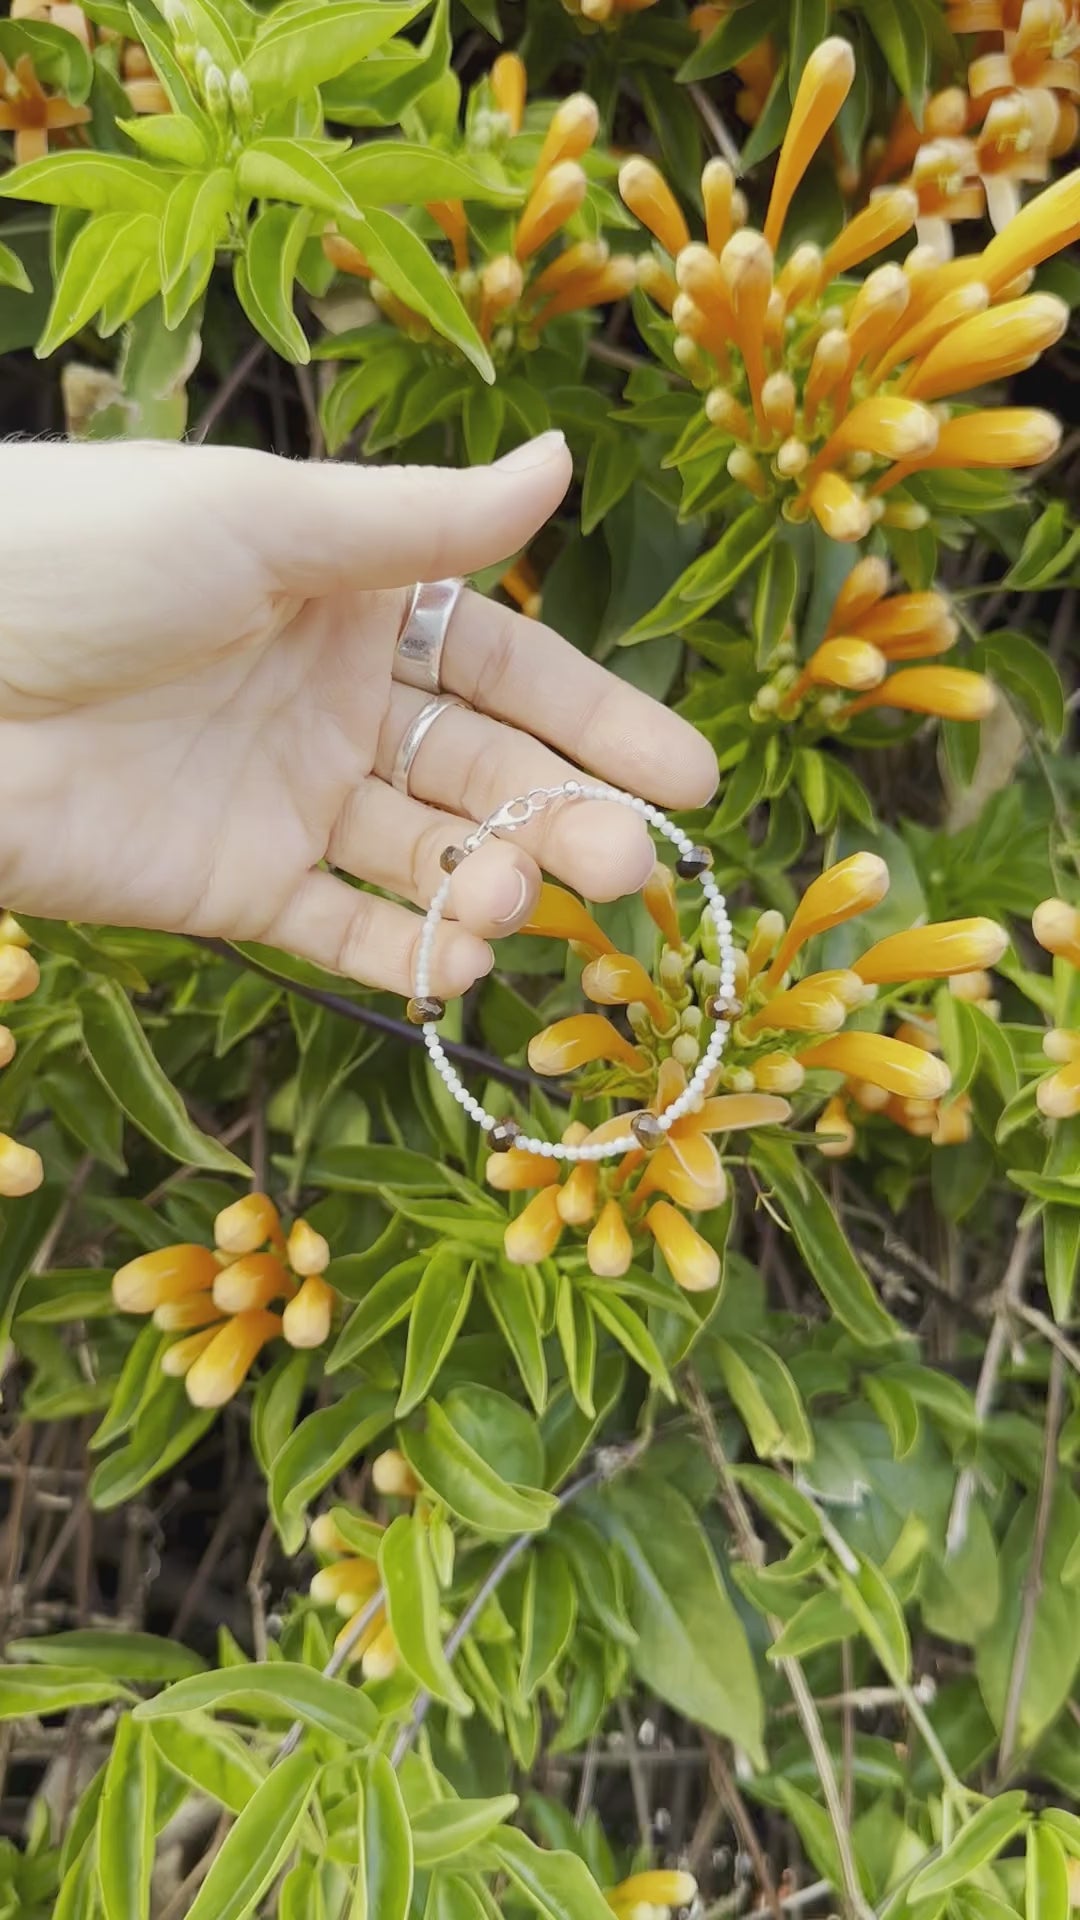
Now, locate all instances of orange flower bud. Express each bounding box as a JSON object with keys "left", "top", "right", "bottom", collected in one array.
[
  {"left": 333, "top": 1604, "right": 385, "bottom": 1664},
  {"left": 0, "top": 1028, "right": 15, "bottom": 1069},
  {"left": 765, "top": 853, "right": 890, "bottom": 987},
  {"left": 872, "top": 280, "right": 991, "bottom": 381},
  {"left": 933, "top": 1095, "right": 973, "bottom": 1145},
  {"left": 852, "top": 590, "right": 956, "bottom": 658},
  {"left": 310, "top": 1511, "right": 365, "bottom": 1555},
  {"left": 556, "top": 1161, "right": 599, "bottom": 1226},
  {"left": 848, "top": 666, "right": 995, "bottom": 721},
  {"left": 979, "top": 167, "right": 1080, "bottom": 294},
  {"left": 765, "top": 37, "right": 855, "bottom": 250},
  {"left": 527, "top": 1014, "right": 647, "bottom": 1075},
  {"left": 0, "top": 1134, "right": 43, "bottom": 1197},
  {"left": 371, "top": 1449, "right": 420, "bottom": 1498},
  {"left": 752, "top": 1052, "right": 805, "bottom": 1094},
  {"left": 618, "top": 157, "right": 691, "bottom": 257},
  {"left": 539, "top": 257, "right": 639, "bottom": 321},
  {"left": 287, "top": 1217, "right": 330, "bottom": 1276},
  {"left": 816, "top": 1095, "right": 856, "bottom": 1157},
  {"left": 776, "top": 241, "right": 824, "bottom": 311},
  {"left": 746, "top": 970, "right": 870, "bottom": 1037},
  {"left": 1037, "top": 1061, "right": 1080, "bottom": 1119},
  {"left": 480, "top": 253, "right": 525, "bottom": 322},
  {"left": 685, "top": 1092, "right": 792, "bottom": 1133},
  {"left": 486, "top": 1146, "right": 560, "bottom": 1191},
  {"left": 720, "top": 230, "right": 773, "bottom": 417},
  {"left": 803, "top": 328, "right": 851, "bottom": 431},
  {"left": 587, "top": 1199, "right": 634, "bottom": 1278},
  {"left": 361, "top": 1621, "right": 399, "bottom": 1681},
  {"left": 886, "top": 1095, "right": 939, "bottom": 1137},
  {"left": 902, "top": 295, "right": 1069, "bottom": 403},
  {"left": 185, "top": 1309, "right": 281, "bottom": 1407},
  {"left": 113, "top": 1244, "right": 219, "bottom": 1314},
  {"left": 322, "top": 231, "right": 371, "bottom": 279},
  {"left": 702, "top": 156, "right": 737, "bottom": 253},
  {"left": 532, "top": 239, "right": 608, "bottom": 300},
  {"left": 745, "top": 910, "right": 785, "bottom": 978},
  {"left": 807, "top": 472, "right": 873, "bottom": 543},
  {"left": 881, "top": 407, "right": 1062, "bottom": 480},
  {"left": 490, "top": 51, "right": 526, "bottom": 133},
  {"left": 582, "top": 951, "right": 668, "bottom": 1024},
  {"left": 521, "top": 882, "right": 614, "bottom": 955},
  {"left": 311, "top": 1557, "right": 380, "bottom": 1606},
  {"left": 504, "top": 1186, "right": 564, "bottom": 1263},
  {"left": 214, "top": 1191, "right": 281, "bottom": 1255},
  {"left": 1033, "top": 898, "right": 1080, "bottom": 966},
  {"left": 950, "top": 969, "right": 994, "bottom": 1005},
  {"left": 427, "top": 200, "right": 469, "bottom": 272},
  {"left": 849, "top": 1077, "right": 891, "bottom": 1110},
  {"left": 820, "top": 186, "right": 918, "bottom": 280},
  {"left": 805, "top": 637, "right": 888, "bottom": 692},
  {"left": 213, "top": 1252, "right": 291, "bottom": 1315},
  {"left": 153, "top": 1296, "right": 227, "bottom": 1332},
  {"left": 0, "top": 947, "right": 39, "bottom": 1002},
  {"left": 514, "top": 160, "right": 587, "bottom": 262},
  {"left": 0, "top": 914, "right": 29, "bottom": 947},
  {"left": 854, "top": 918, "right": 1008, "bottom": 984},
  {"left": 637, "top": 254, "right": 678, "bottom": 313},
  {"left": 639, "top": 1133, "right": 727, "bottom": 1210},
  {"left": 282, "top": 1274, "right": 335, "bottom": 1349},
  {"left": 643, "top": 863, "right": 682, "bottom": 947},
  {"left": 534, "top": 93, "right": 599, "bottom": 184},
  {"left": 817, "top": 396, "right": 939, "bottom": 466},
  {"left": 646, "top": 1201, "right": 720, "bottom": 1291},
  {"left": 799, "top": 1033, "right": 952, "bottom": 1099},
  {"left": 1045, "top": 1029, "right": 1080, "bottom": 1065},
  {"left": 611, "top": 1872, "right": 698, "bottom": 1911},
  {"left": 161, "top": 1326, "right": 221, "bottom": 1377}
]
